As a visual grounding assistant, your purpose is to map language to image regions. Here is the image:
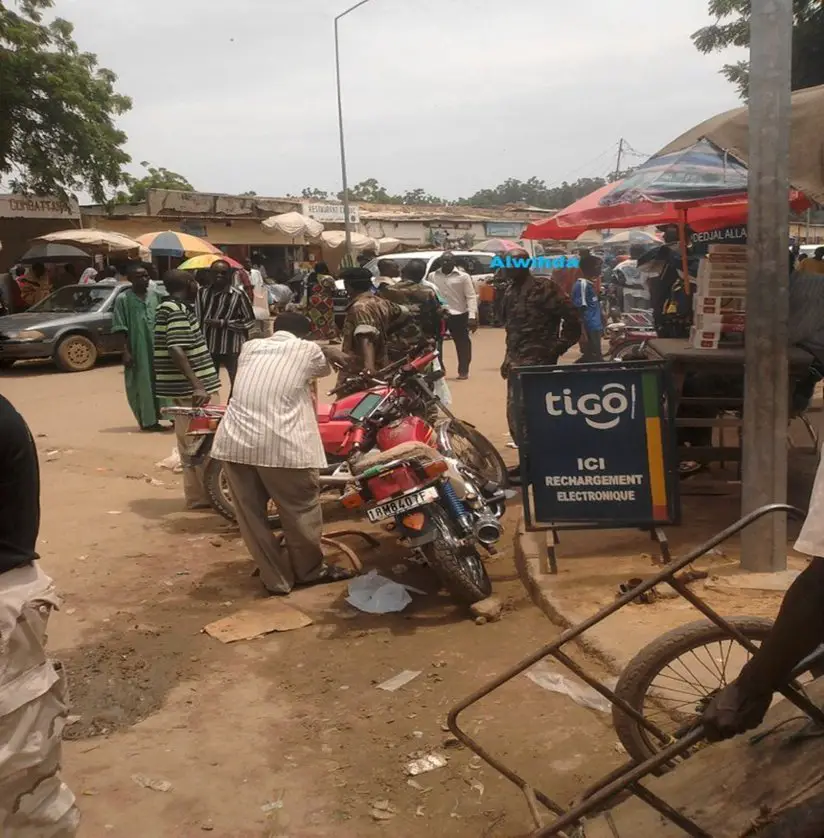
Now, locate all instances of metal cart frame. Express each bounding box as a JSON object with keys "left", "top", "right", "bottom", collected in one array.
[{"left": 447, "top": 504, "right": 824, "bottom": 837}]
